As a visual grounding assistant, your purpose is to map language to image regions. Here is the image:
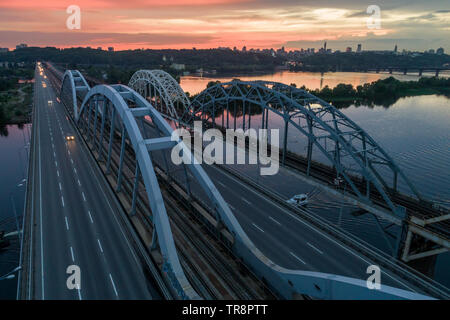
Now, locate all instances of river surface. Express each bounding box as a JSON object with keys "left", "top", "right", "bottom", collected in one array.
[
  {"left": 180, "top": 70, "right": 450, "bottom": 95},
  {"left": 0, "top": 124, "right": 30, "bottom": 299}
]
